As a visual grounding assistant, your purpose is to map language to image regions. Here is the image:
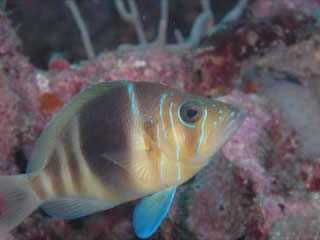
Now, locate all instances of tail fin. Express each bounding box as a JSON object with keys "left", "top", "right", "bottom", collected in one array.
[{"left": 0, "top": 174, "right": 41, "bottom": 234}]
